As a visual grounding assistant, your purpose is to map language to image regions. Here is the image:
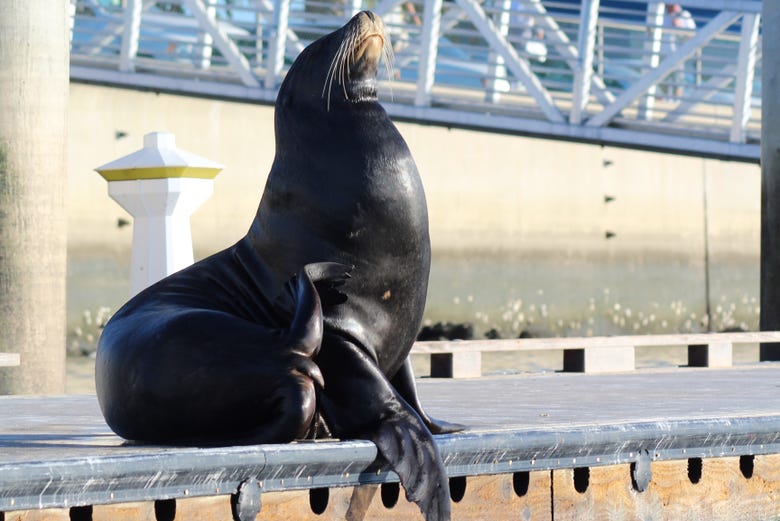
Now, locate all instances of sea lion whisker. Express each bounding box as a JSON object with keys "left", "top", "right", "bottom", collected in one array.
[
  {"left": 324, "top": 63, "right": 336, "bottom": 111},
  {"left": 381, "top": 33, "right": 395, "bottom": 100},
  {"left": 323, "top": 38, "right": 349, "bottom": 110},
  {"left": 337, "top": 33, "right": 353, "bottom": 100},
  {"left": 324, "top": 28, "right": 356, "bottom": 108},
  {"left": 322, "top": 47, "right": 339, "bottom": 110},
  {"left": 336, "top": 37, "right": 351, "bottom": 102}
]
